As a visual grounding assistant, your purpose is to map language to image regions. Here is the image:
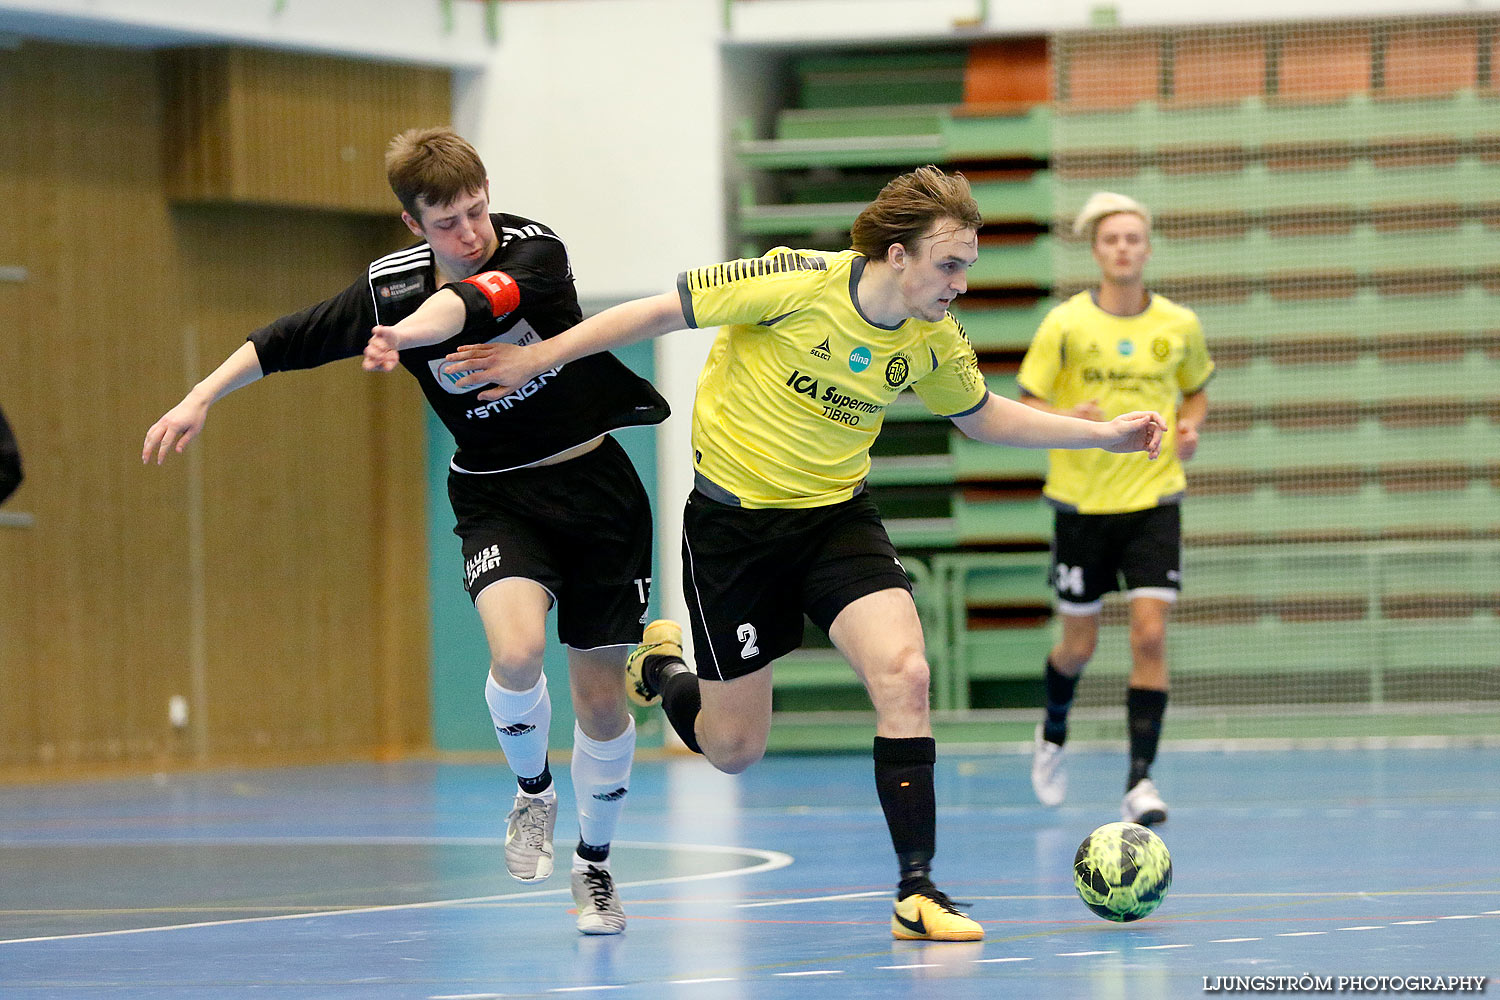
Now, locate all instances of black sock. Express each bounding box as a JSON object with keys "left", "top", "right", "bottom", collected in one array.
[
  {"left": 1126, "top": 686, "right": 1168, "bottom": 790},
  {"left": 658, "top": 664, "right": 703, "bottom": 755},
  {"left": 576, "top": 840, "right": 609, "bottom": 864},
  {"left": 873, "top": 736, "right": 937, "bottom": 896},
  {"left": 517, "top": 761, "right": 552, "bottom": 796},
  {"left": 1043, "top": 658, "right": 1079, "bottom": 745}
]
